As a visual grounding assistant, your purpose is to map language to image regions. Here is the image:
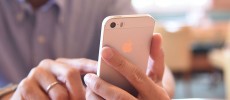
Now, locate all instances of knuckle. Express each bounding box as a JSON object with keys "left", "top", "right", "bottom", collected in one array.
[
  {"left": 55, "top": 58, "right": 66, "bottom": 62},
  {"left": 39, "top": 59, "right": 53, "bottom": 66},
  {"left": 116, "top": 59, "right": 126, "bottom": 68},
  {"left": 28, "top": 67, "right": 44, "bottom": 79},
  {"left": 64, "top": 68, "right": 79, "bottom": 79},
  {"left": 18, "top": 78, "right": 33, "bottom": 96},
  {"left": 78, "top": 58, "right": 88, "bottom": 64},
  {"left": 79, "top": 58, "right": 87, "bottom": 61},
  {"left": 130, "top": 67, "right": 145, "bottom": 83},
  {"left": 18, "top": 78, "right": 29, "bottom": 89},
  {"left": 92, "top": 79, "right": 102, "bottom": 92}
]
